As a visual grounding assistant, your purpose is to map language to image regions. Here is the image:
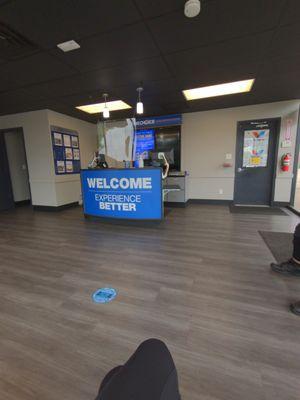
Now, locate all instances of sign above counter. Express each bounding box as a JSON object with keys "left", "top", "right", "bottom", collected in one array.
[{"left": 136, "top": 114, "right": 182, "bottom": 129}]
